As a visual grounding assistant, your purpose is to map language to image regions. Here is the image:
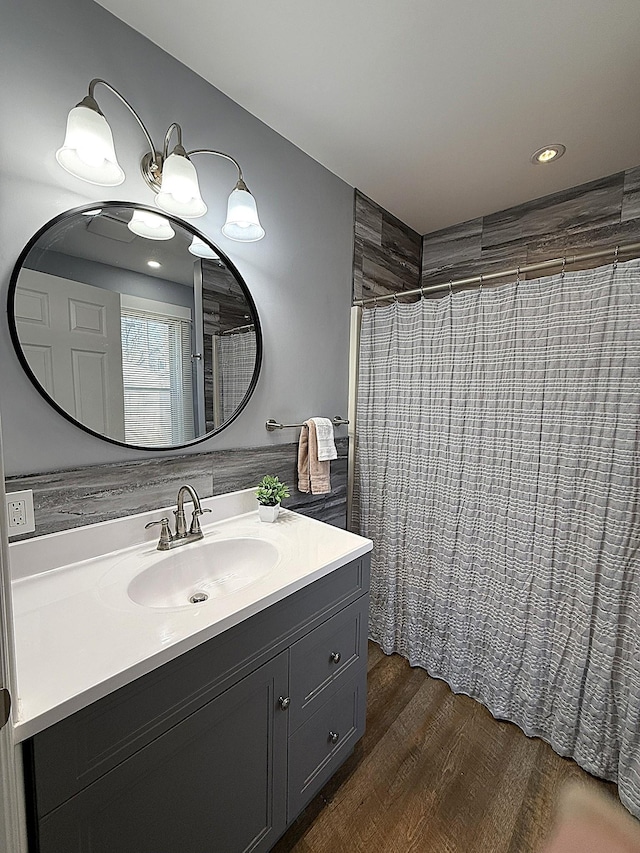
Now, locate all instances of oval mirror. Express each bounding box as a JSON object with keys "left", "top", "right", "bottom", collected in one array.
[{"left": 8, "top": 203, "right": 262, "bottom": 450}]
